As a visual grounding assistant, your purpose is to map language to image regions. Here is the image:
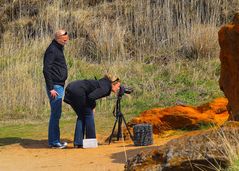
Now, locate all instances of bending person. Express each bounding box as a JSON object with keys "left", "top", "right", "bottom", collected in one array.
[{"left": 63, "top": 75, "right": 120, "bottom": 148}]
